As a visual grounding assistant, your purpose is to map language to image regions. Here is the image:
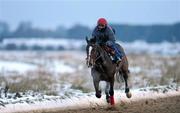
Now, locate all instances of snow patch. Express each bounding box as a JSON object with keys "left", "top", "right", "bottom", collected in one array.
[
  {"left": 1, "top": 38, "right": 180, "bottom": 55},
  {"left": 129, "top": 66, "right": 142, "bottom": 73},
  {"left": 0, "top": 60, "right": 37, "bottom": 75},
  {"left": 121, "top": 40, "right": 180, "bottom": 55}
]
